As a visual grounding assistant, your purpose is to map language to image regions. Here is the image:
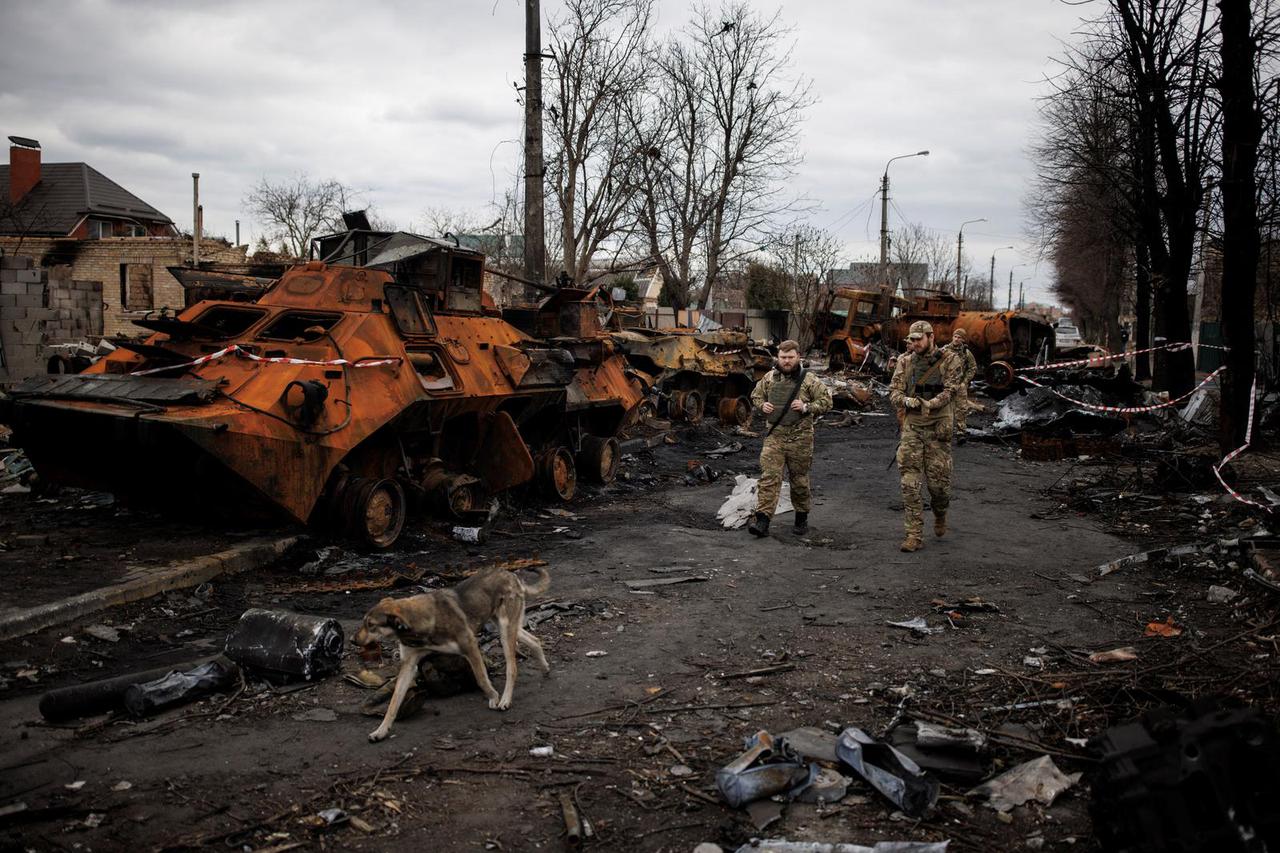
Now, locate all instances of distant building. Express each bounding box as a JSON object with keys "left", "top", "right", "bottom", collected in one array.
[
  {"left": 0, "top": 136, "right": 244, "bottom": 383},
  {"left": 826, "top": 261, "right": 930, "bottom": 296}
]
